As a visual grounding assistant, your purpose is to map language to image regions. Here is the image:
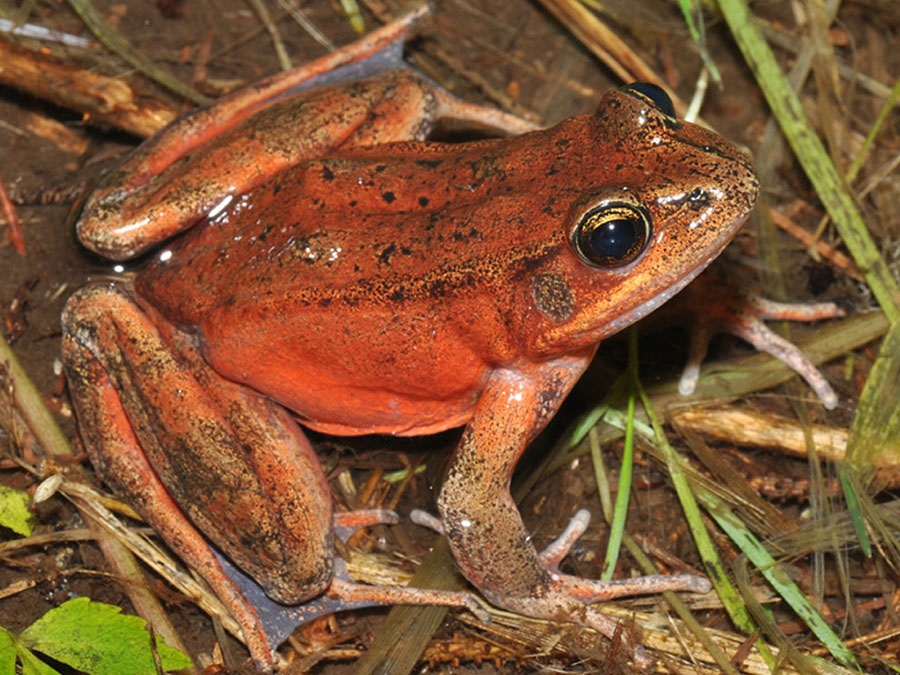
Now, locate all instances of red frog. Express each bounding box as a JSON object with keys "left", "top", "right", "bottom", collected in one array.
[{"left": 62, "top": 7, "right": 777, "bottom": 670}]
